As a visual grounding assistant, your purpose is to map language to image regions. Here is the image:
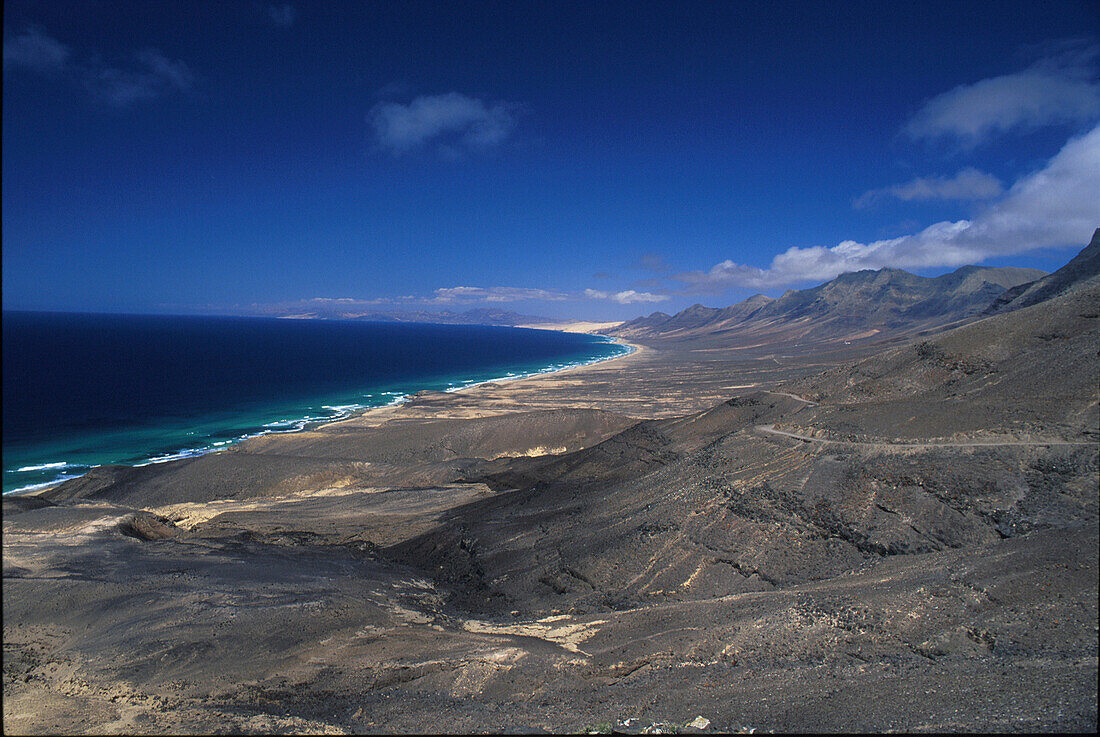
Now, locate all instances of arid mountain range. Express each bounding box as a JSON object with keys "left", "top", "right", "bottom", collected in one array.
[
  {"left": 986, "top": 230, "right": 1100, "bottom": 314},
  {"left": 4, "top": 231, "right": 1097, "bottom": 733},
  {"left": 604, "top": 262, "right": 1049, "bottom": 349}
]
